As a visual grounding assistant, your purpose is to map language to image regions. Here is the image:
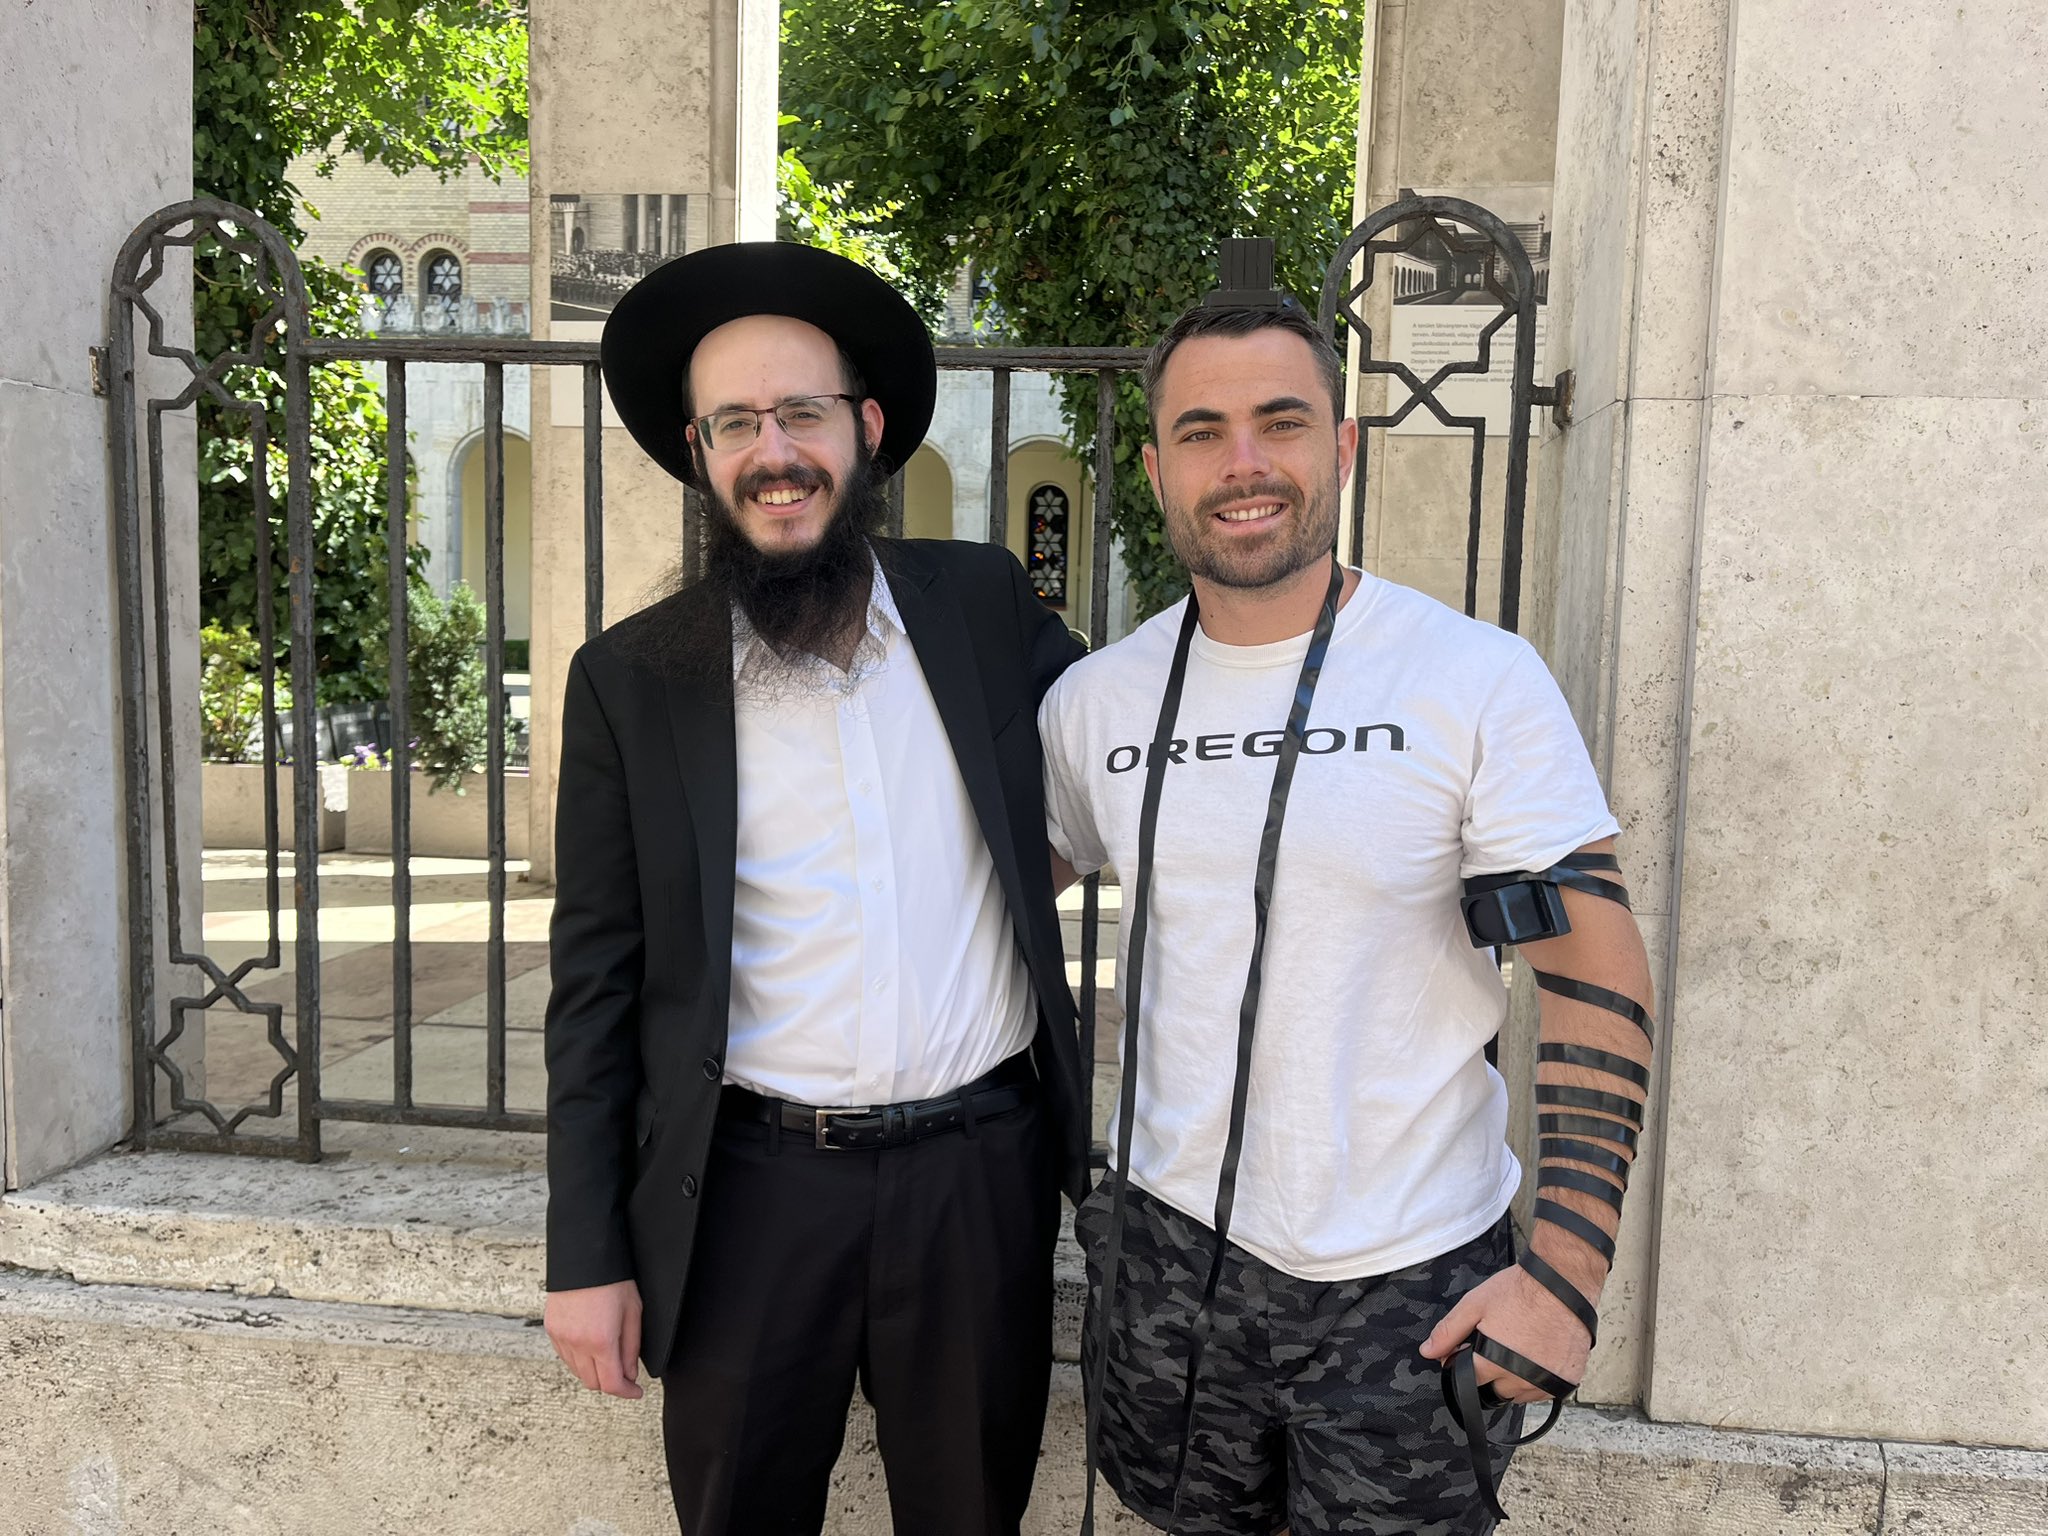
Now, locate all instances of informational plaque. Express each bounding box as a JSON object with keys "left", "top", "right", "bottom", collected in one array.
[{"left": 1382, "top": 186, "right": 1551, "bottom": 437}]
